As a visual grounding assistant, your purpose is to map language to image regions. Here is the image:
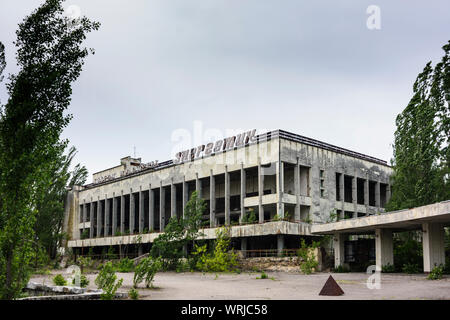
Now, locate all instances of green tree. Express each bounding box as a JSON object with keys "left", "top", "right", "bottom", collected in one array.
[
  {"left": 150, "top": 191, "right": 205, "bottom": 270},
  {"left": 388, "top": 41, "right": 450, "bottom": 211},
  {"left": 0, "top": 0, "right": 99, "bottom": 299}
]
